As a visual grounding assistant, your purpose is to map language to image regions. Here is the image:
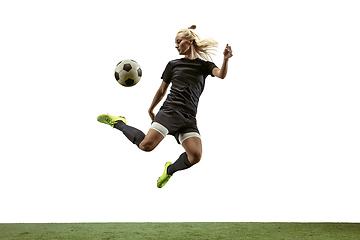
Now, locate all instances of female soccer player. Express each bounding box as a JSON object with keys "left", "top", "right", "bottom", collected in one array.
[{"left": 97, "top": 25, "right": 233, "bottom": 188}]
